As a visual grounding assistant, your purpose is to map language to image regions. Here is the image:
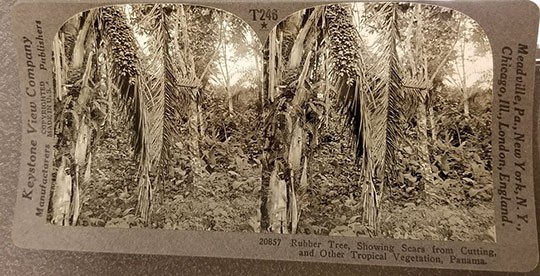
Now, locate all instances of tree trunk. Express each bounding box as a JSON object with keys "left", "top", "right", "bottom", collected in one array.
[
  {"left": 51, "top": 12, "right": 96, "bottom": 226},
  {"left": 53, "top": 34, "right": 65, "bottom": 100},
  {"left": 463, "top": 90, "right": 470, "bottom": 118},
  {"left": 223, "top": 52, "right": 233, "bottom": 115},
  {"left": 260, "top": 9, "right": 320, "bottom": 232},
  {"left": 459, "top": 33, "right": 470, "bottom": 118},
  {"left": 267, "top": 29, "right": 277, "bottom": 103},
  {"left": 255, "top": 52, "right": 264, "bottom": 111},
  {"left": 176, "top": 4, "right": 202, "bottom": 163},
  {"left": 406, "top": 5, "right": 462, "bottom": 194},
  {"left": 429, "top": 105, "right": 437, "bottom": 140},
  {"left": 187, "top": 88, "right": 201, "bottom": 155}
]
